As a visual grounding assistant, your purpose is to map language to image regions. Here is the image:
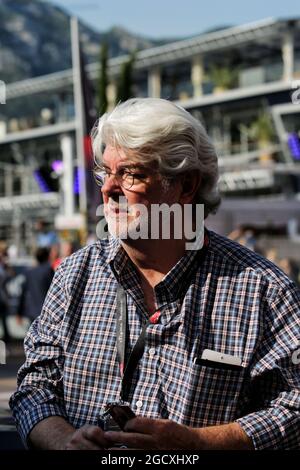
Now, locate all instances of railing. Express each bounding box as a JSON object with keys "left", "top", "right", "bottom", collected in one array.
[{"left": 0, "top": 163, "right": 40, "bottom": 198}]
